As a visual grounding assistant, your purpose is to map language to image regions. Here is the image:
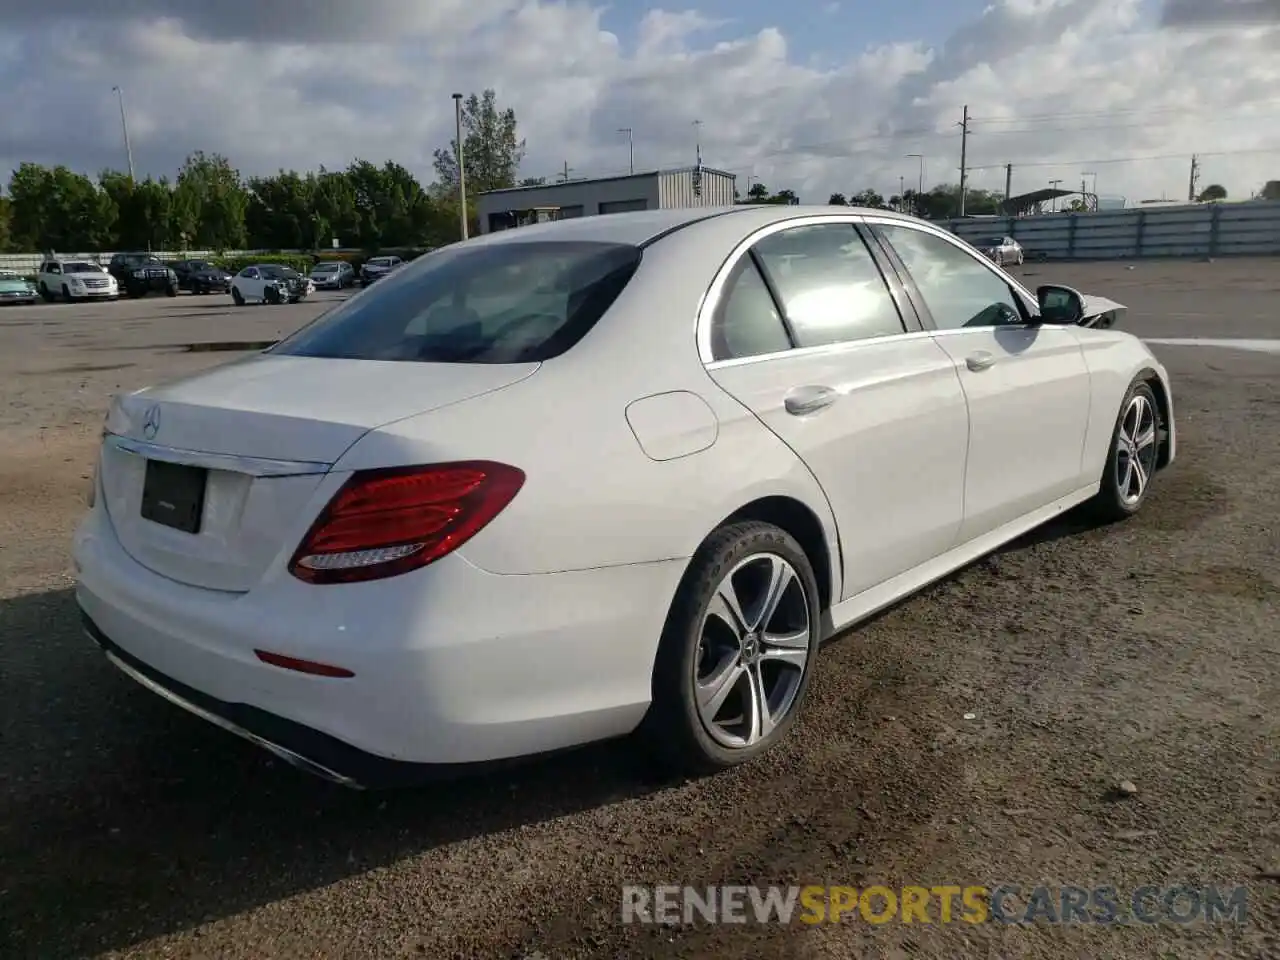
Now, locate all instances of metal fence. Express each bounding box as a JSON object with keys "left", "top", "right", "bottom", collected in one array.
[{"left": 943, "top": 200, "right": 1280, "bottom": 260}]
